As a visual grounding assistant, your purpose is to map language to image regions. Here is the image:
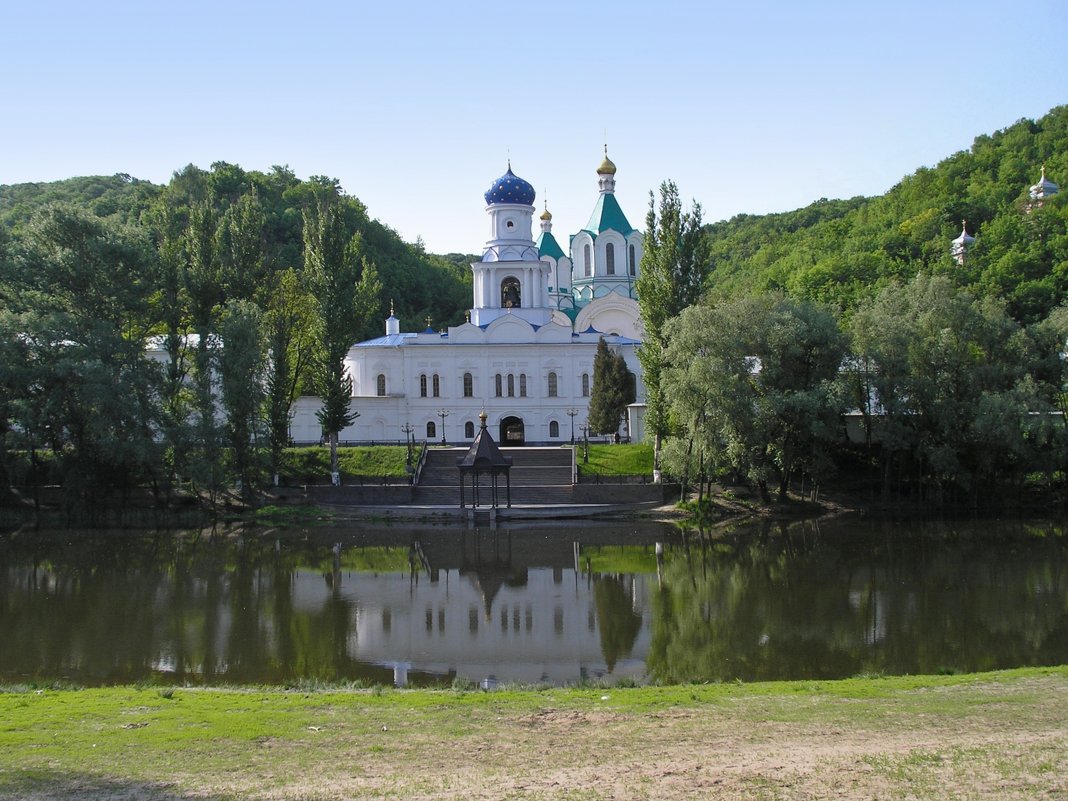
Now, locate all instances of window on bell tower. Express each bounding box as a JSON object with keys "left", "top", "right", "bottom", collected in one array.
[{"left": 606, "top": 243, "right": 615, "bottom": 275}]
